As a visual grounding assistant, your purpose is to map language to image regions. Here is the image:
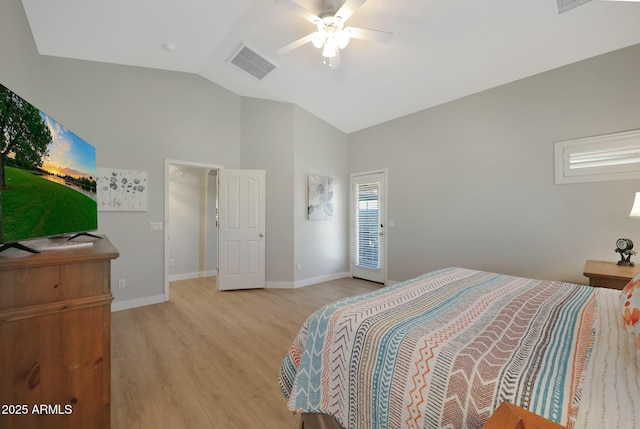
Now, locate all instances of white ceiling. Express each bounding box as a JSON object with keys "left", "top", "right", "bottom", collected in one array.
[{"left": 20, "top": 0, "right": 640, "bottom": 133}]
